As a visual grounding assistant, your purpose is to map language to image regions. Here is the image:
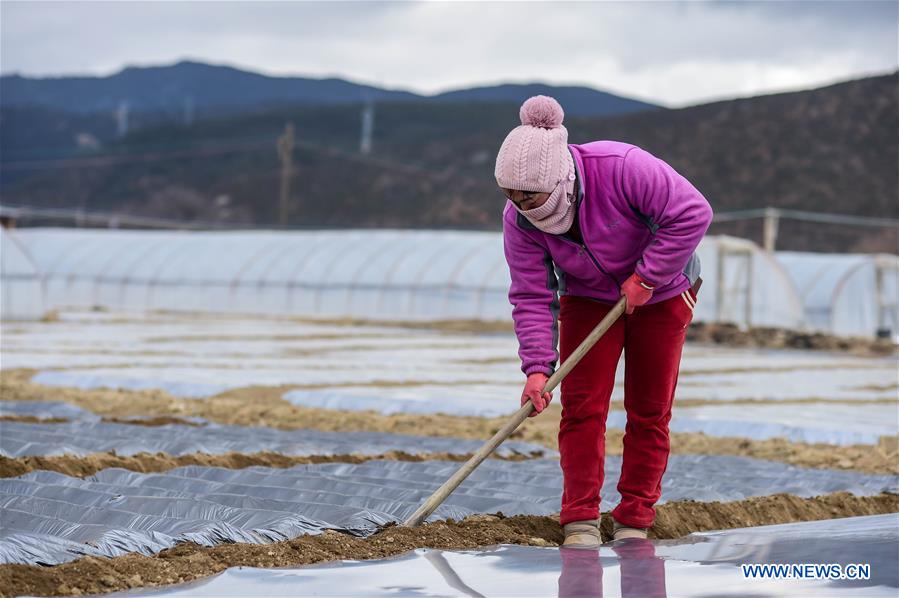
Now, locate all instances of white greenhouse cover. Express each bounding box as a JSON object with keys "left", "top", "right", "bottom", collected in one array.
[
  {"left": 0, "top": 227, "right": 45, "bottom": 320},
  {"left": 692, "top": 236, "right": 804, "bottom": 330},
  {"left": 0, "top": 227, "right": 893, "bottom": 337},
  {"left": 777, "top": 251, "right": 899, "bottom": 338}
]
